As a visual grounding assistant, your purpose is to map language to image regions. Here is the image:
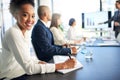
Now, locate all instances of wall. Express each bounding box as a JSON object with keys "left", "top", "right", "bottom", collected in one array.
[{"left": 39, "top": 0, "right": 52, "bottom": 11}]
